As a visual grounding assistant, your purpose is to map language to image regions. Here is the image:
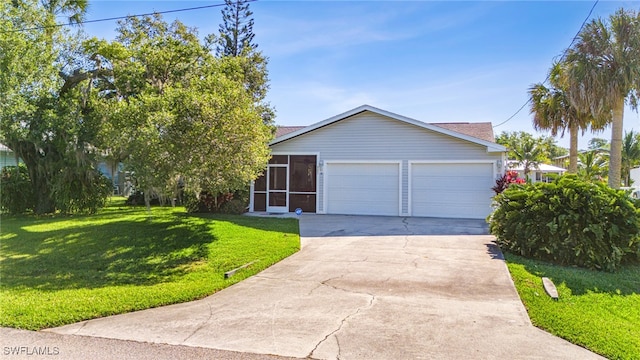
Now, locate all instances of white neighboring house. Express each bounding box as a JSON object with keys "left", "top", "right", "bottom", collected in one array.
[
  {"left": 631, "top": 167, "right": 640, "bottom": 188},
  {"left": 626, "top": 168, "right": 640, "bottom": 198},
  {"left": 507, "top": 161, "right": 566, "bottom": 183},
  {"left": 0, "top": 143, "right": 21, "bottom": 168},
  {"left": 249, "top": 104, "right": 507, "bottom": 220}
]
